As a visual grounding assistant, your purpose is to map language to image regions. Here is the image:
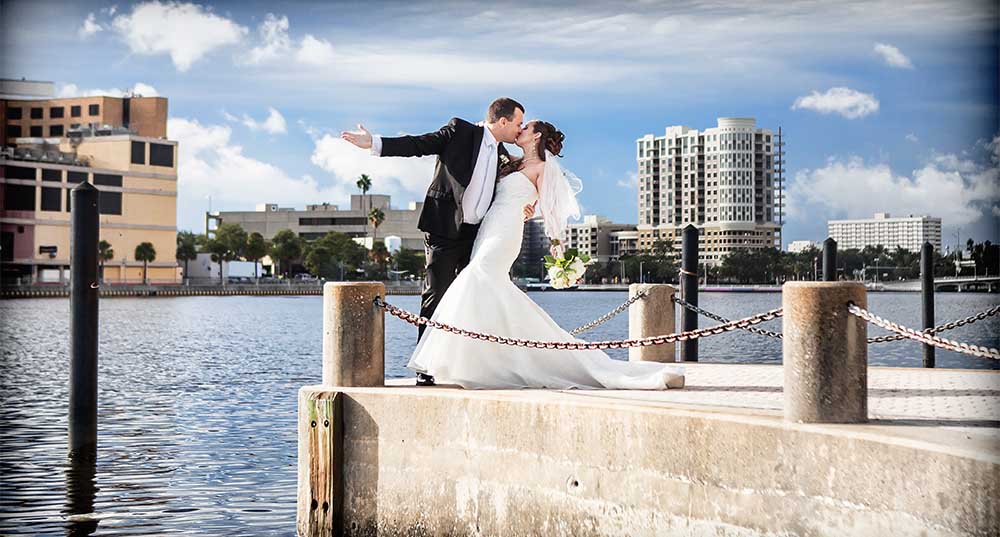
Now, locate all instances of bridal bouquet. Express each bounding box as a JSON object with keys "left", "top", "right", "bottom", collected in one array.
[{"left": 544, "top": 241, "right": 592, "bottom": 289}]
